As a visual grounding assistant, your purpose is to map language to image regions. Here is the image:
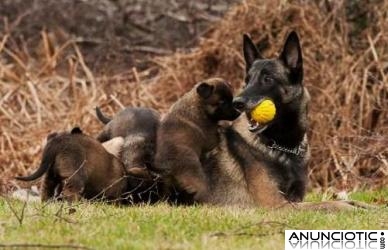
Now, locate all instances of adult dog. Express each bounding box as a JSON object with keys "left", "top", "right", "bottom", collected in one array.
[
  {"left": 103, "top": 31, "right": 372, "bottom": 210},
  {"left": 194, "top": 31, "right": 369, "bottom": 210}
]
